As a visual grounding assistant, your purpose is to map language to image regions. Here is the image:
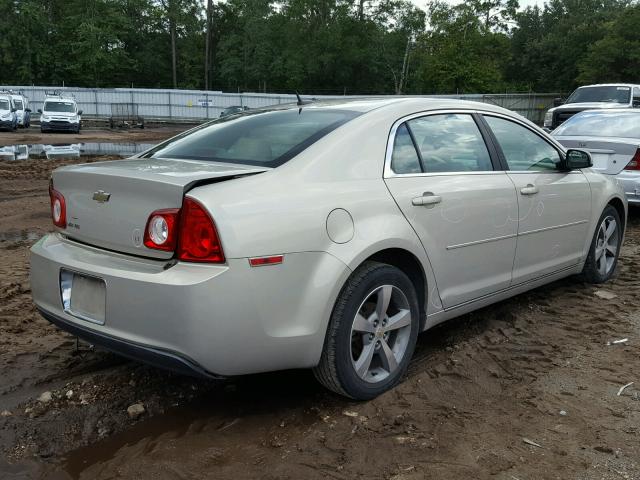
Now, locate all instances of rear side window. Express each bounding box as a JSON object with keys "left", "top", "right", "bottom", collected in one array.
[
  {"left": 147, "top": 108, "right": 361, "bottom": 167},
  {"left": 485, "top": 116, "right": 561, "bottom": 171},
  {"left": 391, "top": 124, "right": 422, "bottom": 174},
  {"left": 406, "top": 113, "right": 493, "bottom": 173}
]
